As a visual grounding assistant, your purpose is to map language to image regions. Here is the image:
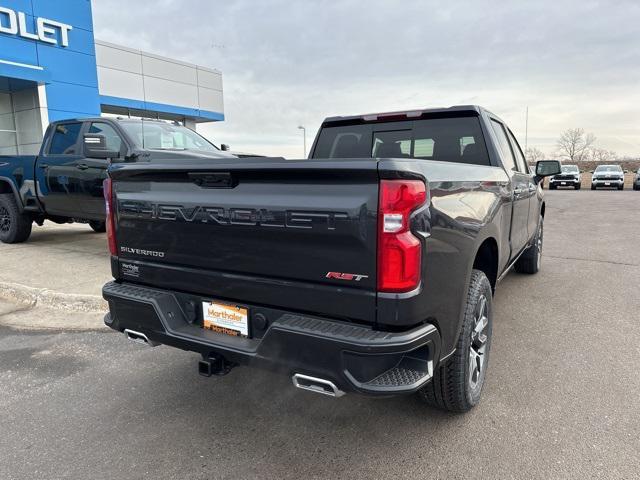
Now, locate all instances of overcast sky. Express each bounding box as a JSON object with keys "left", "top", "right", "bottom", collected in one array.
[{"left": 92, "top": 0, "right": 639, "bottom": 158}]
